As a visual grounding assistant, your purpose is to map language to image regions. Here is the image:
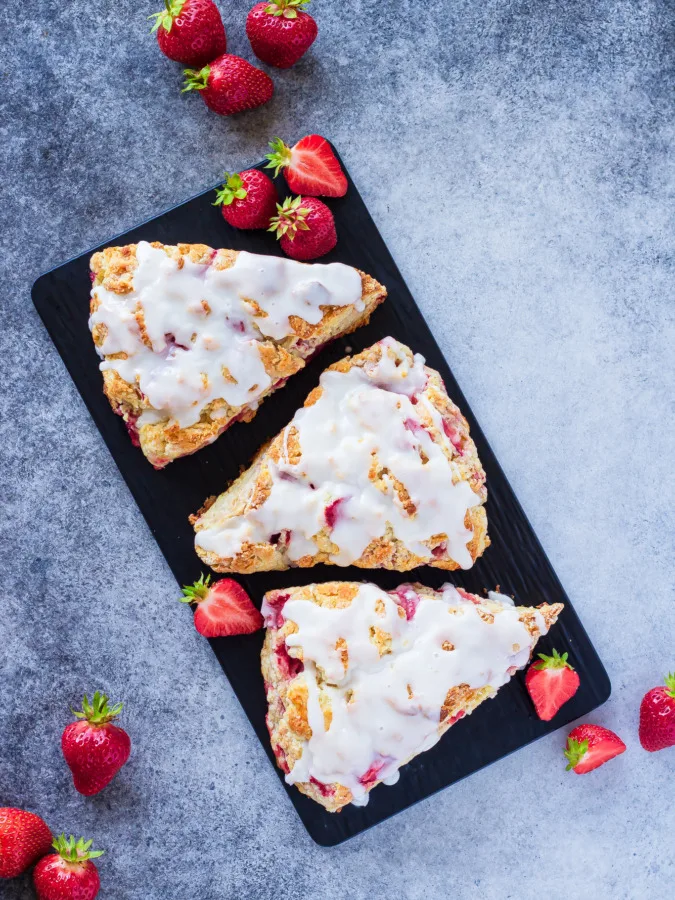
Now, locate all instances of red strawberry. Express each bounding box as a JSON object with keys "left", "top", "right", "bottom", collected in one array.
[
  {"left": 266, "top": 135, "right": 347, "bottom": 197},
  {"left": 181, "top": 574, "right": 263, "bottom": 637},
  {"left": 150, "top": 0, "right": 227, "bottom": 67},
  {"left": 268, "top": 195, "right": 337, "bottom": 260},
  {"left": 214, "top": 170, "right": 278, "bottom": 229},
  {"left": 33, "top": 835, "right": 103, "bottom": 900},
  {"left": 183, "top": 54, "right": 273, "bottom": 115},
  {"left": 0, "top": 808, "right": 52, "bottom": 878},
  {"left": 246, "top": 0, "right": 318, "bottom": 69},
  {"left": 61, "top": 692, "right": 131, "bottom": 796},
  {"left": 525, "top": 648, "right": 580, "bottom": 721},
  {"left": 564, "top": 724, "right": 626, "bottom": 774},
  {"left": 639, "top": 672, "right": 675, "bottom": 752}
]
